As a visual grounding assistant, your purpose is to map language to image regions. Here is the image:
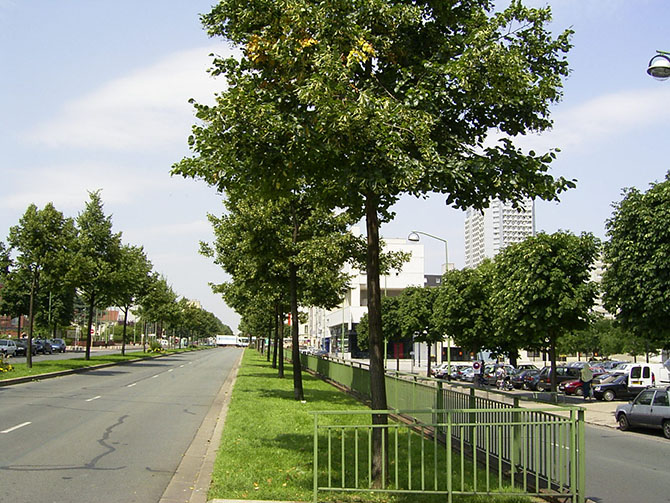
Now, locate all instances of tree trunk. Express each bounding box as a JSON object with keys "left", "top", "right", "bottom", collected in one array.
[
  {"left": 289, "top": 260, "right": 304, "bottom": 400},
  {"left": 27, "top": 273, "right": 36, "bottom": 368},
  {"left": 549, "top": 338, "right": 557, "bottom": 393},
  {"left": 365, "top": 193, "right": 388, "bottom": 487},
  {"left": 278, "top": 306, "right": 285, "bottom": 378},
  {"left": 427, "top": 342, "right": 432, "bottom": 377},
  {"left": 85, "top": 292, "right": 95, "bottom": 360},
  {"left": 121, "top": 306, "right": 128, "bottom": 356},
  {"left": 272, "top": 304, "right": 278, "bottom": 367}
]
